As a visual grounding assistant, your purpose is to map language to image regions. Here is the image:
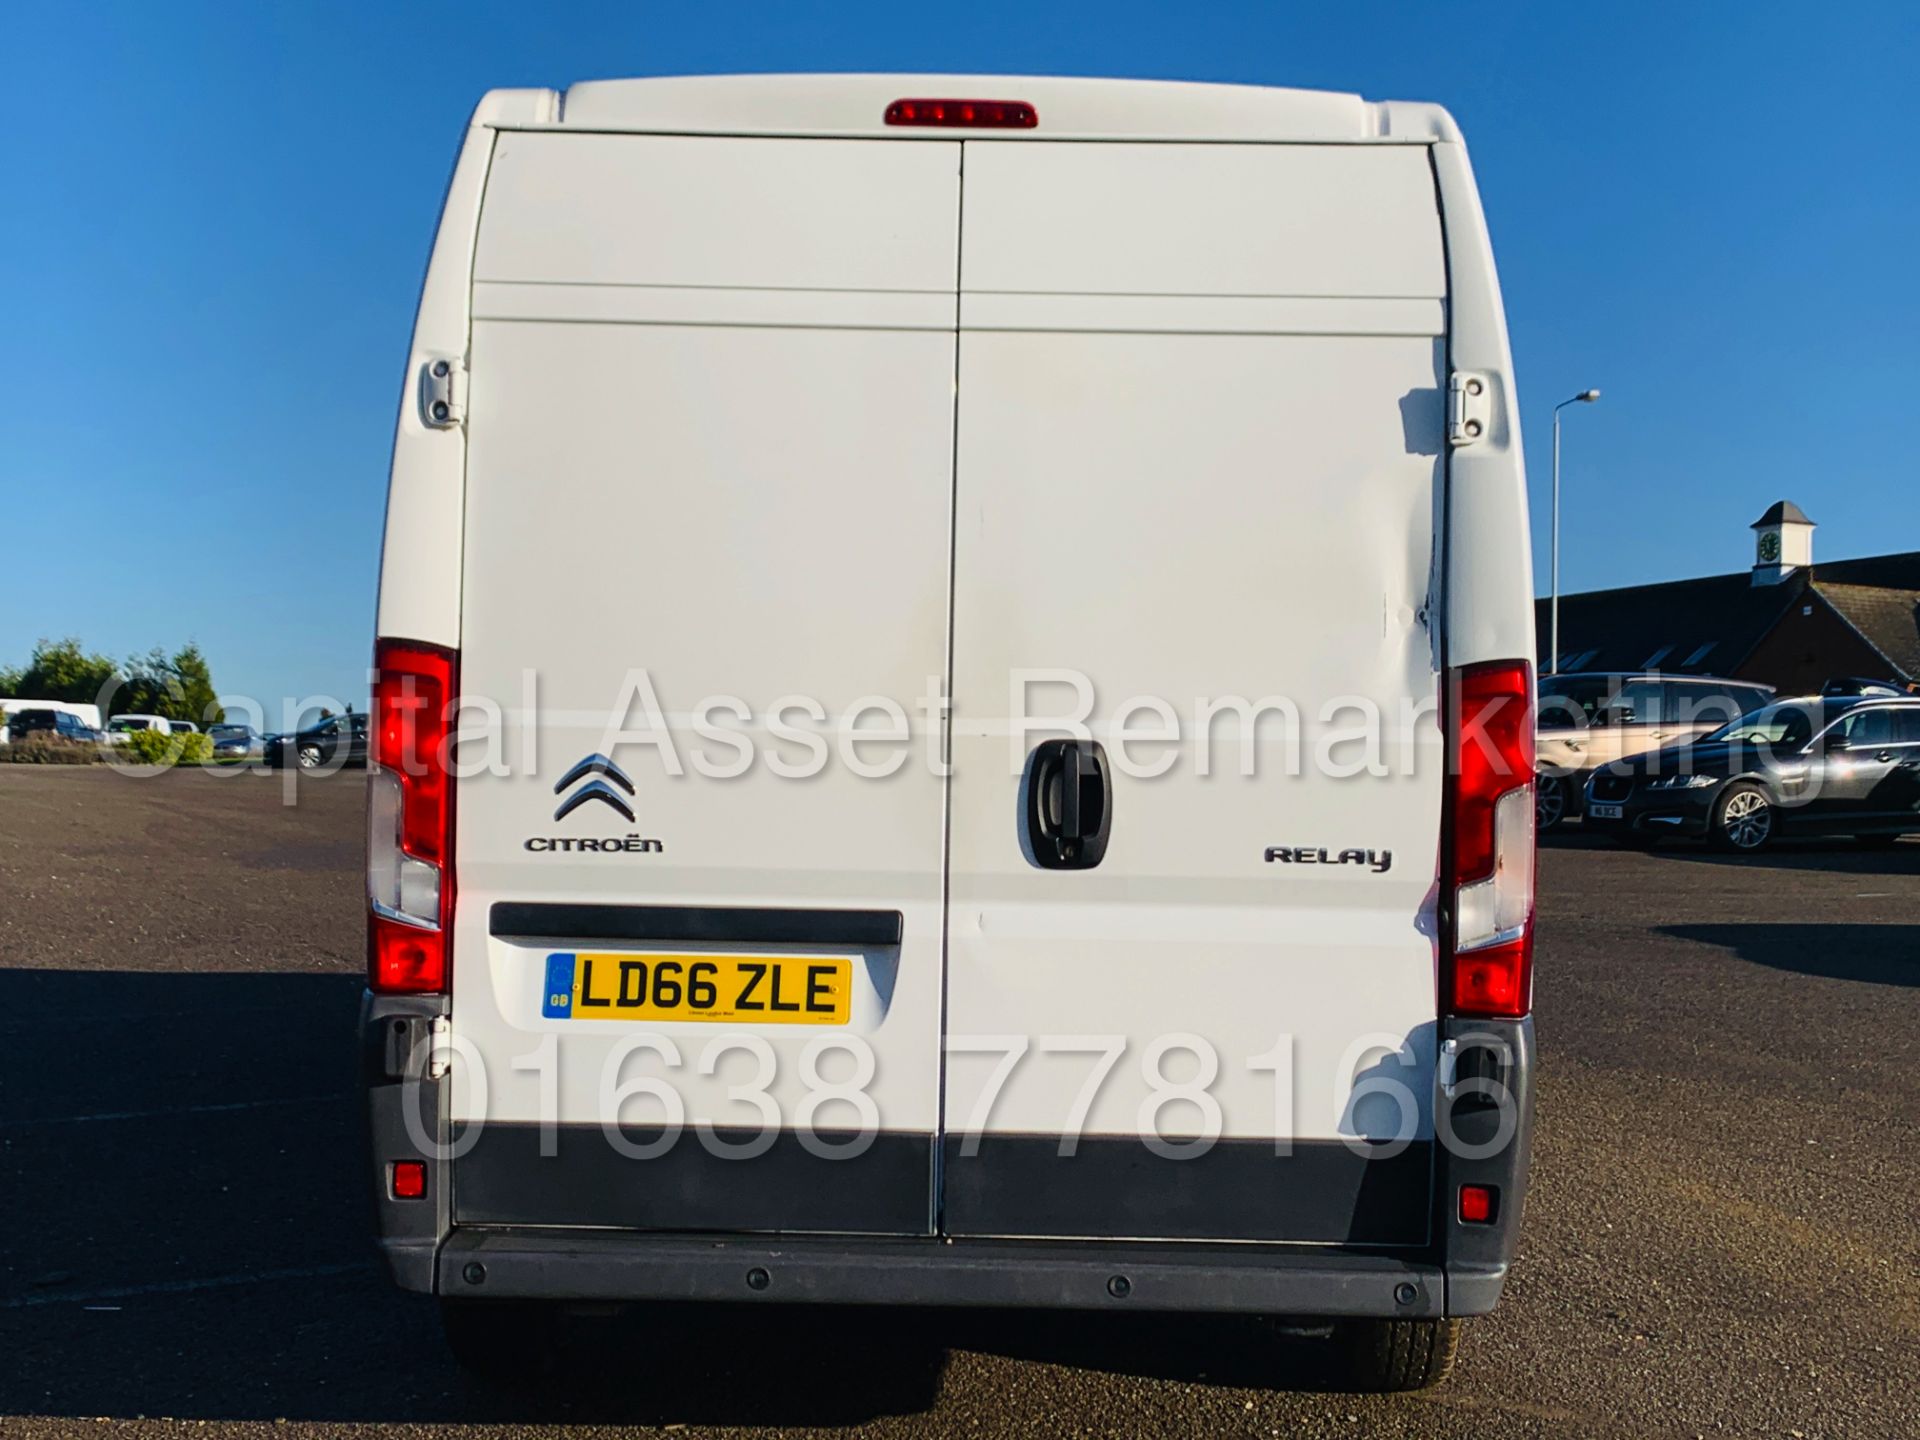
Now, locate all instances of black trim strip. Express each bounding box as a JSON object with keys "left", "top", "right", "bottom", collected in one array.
[
  {"left": 437, "top": 1229, "right": 1448, "bottom": 1316},
  {"left": 489, "top": 902, "right": 903, "bottom": 948}
]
